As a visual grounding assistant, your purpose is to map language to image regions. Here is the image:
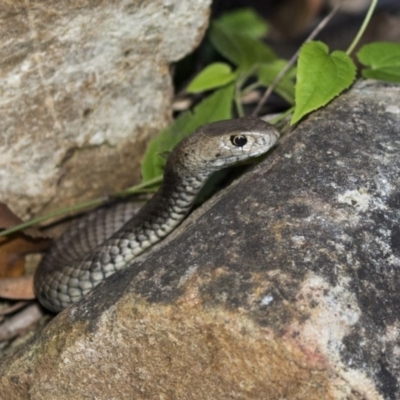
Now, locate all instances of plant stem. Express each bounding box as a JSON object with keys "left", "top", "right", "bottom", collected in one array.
[
  {"left": 116, "top": 175, "right": 163, "bottom": 196},
  {"left": 346, "top": 0, "right": 377, "bottom": 55},
  {"left": 0, "top": 175, "right": 163, "bottom": 238},
  {"left": 0, "top": 198, "right": 105, "bottom": 237}
]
